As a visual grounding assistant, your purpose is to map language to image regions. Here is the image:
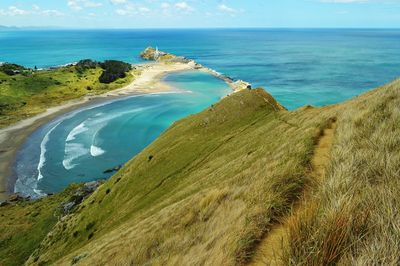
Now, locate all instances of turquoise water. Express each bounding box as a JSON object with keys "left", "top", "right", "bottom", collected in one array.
[
  {"left": 4, "top": 29, "right": 400, "bottom": 195},
  {"left": 14, "top": 71, "right": 231, "bottom": 196},
  {"left": 1, "top": 29, "right": 400, "bottom": 108}
]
